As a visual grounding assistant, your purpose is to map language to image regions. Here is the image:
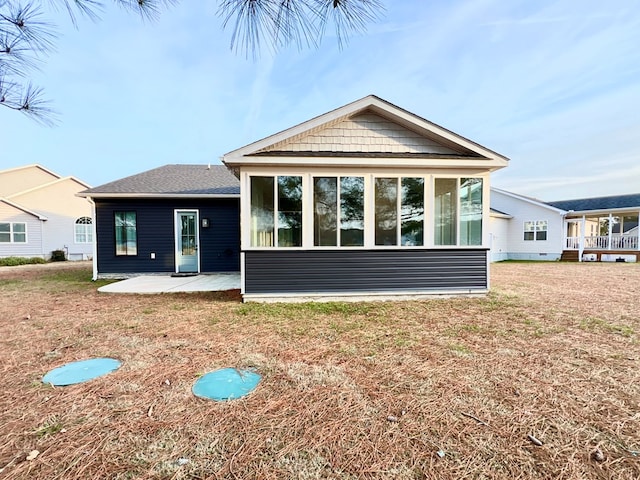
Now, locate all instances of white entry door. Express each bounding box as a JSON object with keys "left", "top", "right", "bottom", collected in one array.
[{"left": 176, "top": 210, "right": 199, "bottom": 273}]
